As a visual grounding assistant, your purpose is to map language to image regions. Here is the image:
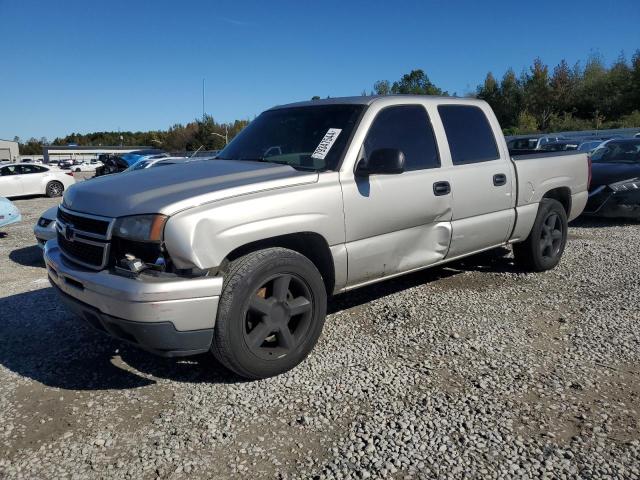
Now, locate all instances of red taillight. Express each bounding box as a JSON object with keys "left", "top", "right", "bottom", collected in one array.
[
  {"left": 66, "top": 172, "right": 74, "bottom": 177},
  {"left": 587, "top": 155, "right": 592, "bottom": 189}
]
